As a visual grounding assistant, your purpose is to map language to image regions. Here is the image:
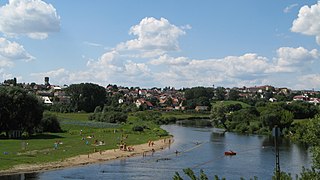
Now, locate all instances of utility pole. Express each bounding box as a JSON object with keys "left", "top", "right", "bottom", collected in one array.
[{"left": 273, "top": 126, "right": 281, "bottom": 180}]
